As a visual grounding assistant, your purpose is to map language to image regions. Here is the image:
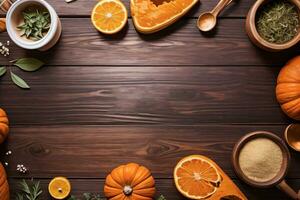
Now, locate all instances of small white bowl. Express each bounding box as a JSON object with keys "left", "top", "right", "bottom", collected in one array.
[{"left": 6, "top": 0, "right": 62, "bottom": 51}]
